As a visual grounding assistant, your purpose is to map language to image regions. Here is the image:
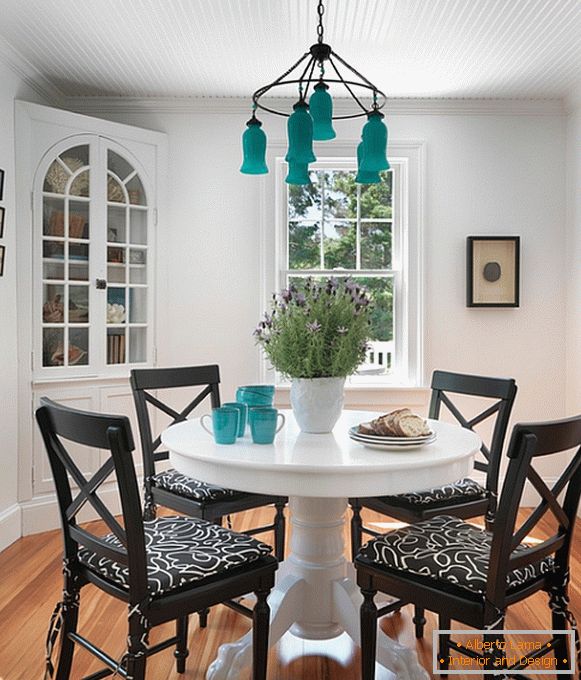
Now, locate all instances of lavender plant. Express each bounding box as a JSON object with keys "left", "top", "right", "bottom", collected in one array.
[{"left": 254, "top": 277, "right": 373, "bottom": 379}]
